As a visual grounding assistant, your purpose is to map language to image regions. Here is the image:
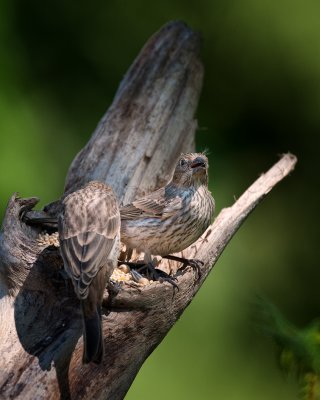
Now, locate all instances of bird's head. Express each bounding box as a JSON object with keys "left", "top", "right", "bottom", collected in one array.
[{"left": 171, "top": 153, "right": 209, "bottom": 188}]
